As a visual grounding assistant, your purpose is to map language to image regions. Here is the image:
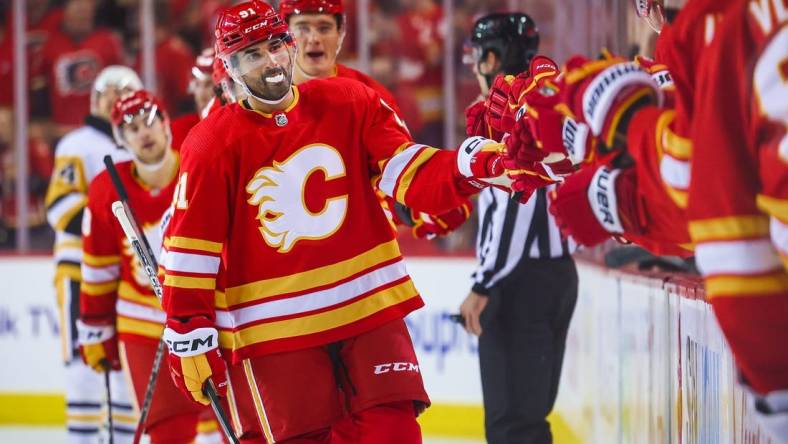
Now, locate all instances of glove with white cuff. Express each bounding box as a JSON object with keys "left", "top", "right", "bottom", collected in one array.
[
  {"left": 77, "top": 319, "right": 120, "bottom": 372},
  {"left": 163, "top": 316, "right": 228, "bottom": 406},
  {"left": 455, "top": 136, "right": 511, "bottom": 192}
]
